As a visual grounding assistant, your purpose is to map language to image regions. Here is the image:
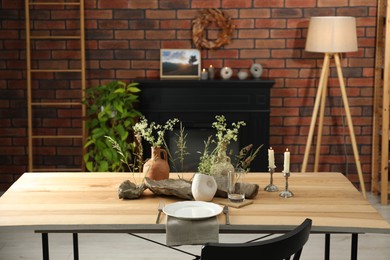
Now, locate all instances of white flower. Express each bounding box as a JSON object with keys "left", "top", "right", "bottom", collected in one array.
[
  {"left": 212, "top": 115, "right": 246, "bottom": 154},
  {"left": 133, "top": 116, "right": 179, "bottom": 147}
]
